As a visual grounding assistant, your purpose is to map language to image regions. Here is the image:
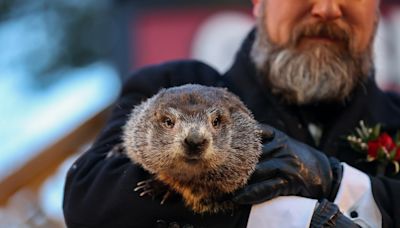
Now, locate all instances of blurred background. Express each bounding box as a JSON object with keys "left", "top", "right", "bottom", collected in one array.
[{"left": 0, "top": 0, "right": 399, "bottom": 227}]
